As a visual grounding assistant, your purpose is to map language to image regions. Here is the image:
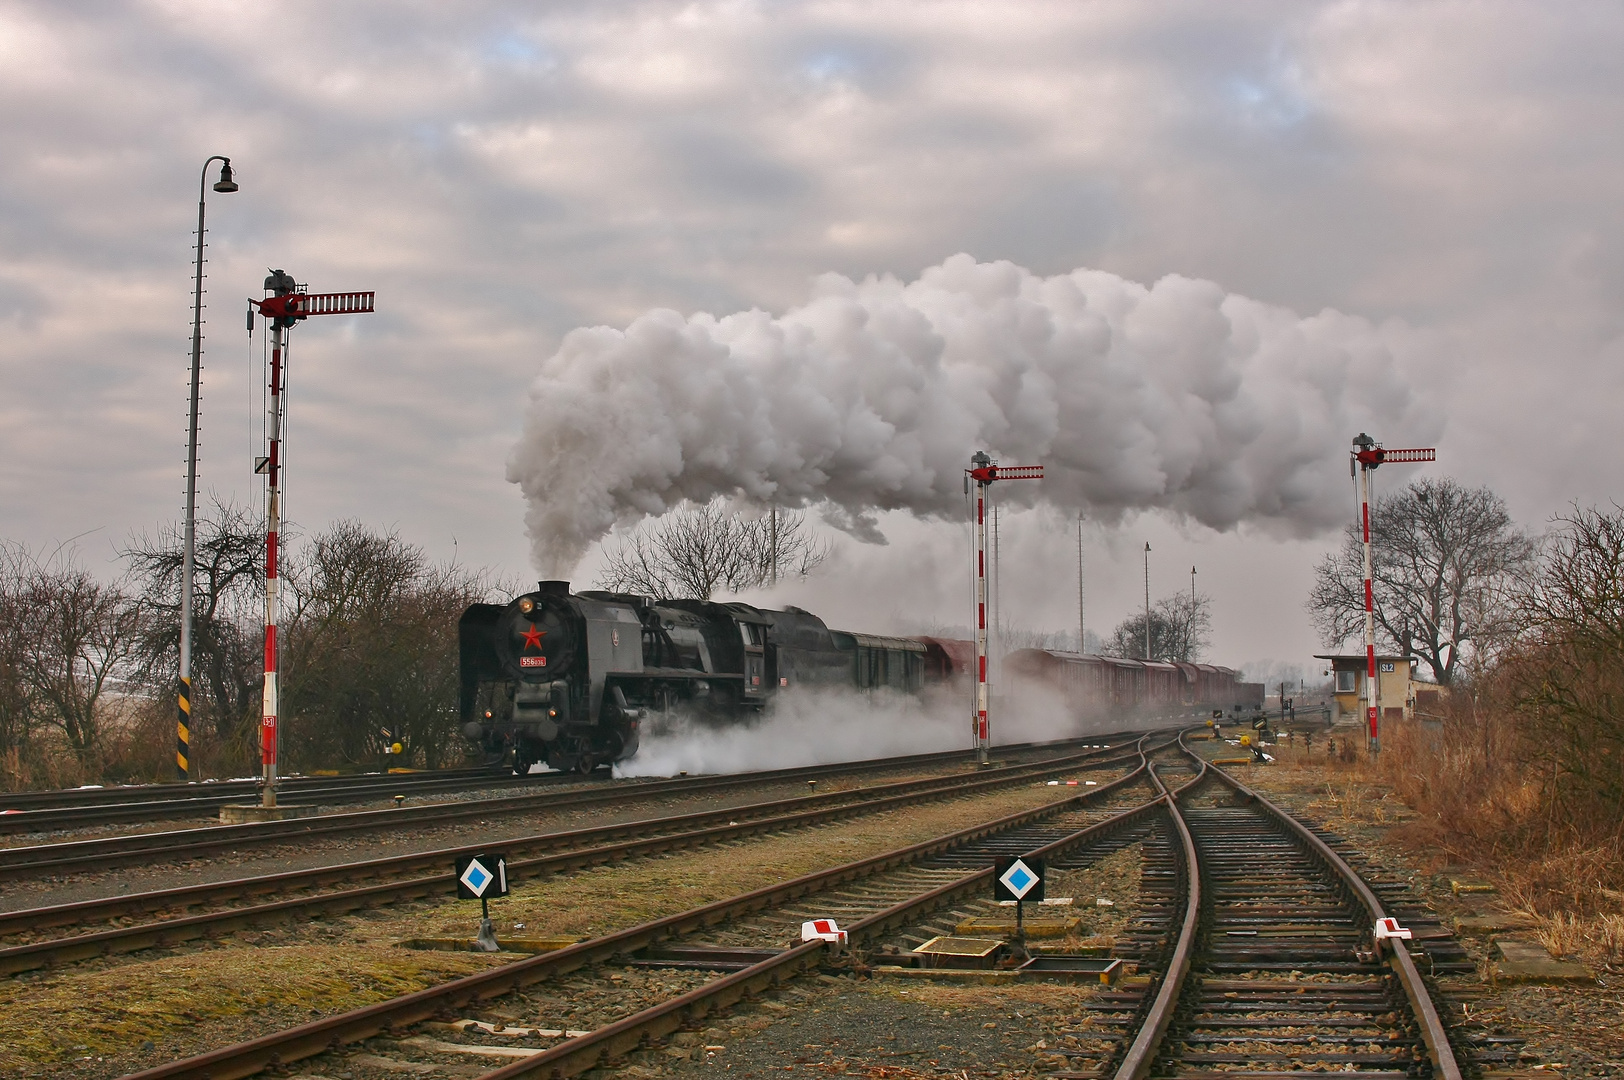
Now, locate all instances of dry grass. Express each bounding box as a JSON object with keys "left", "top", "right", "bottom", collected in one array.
[
  {"left": 1265, "top": 723, "right": 1624, "bottom": 973},
  {"left": 356, "top": 783, "right": 1081, "bottom": 943},
  {"left": 1, "top": 781, "right": 1088, "bottom": 1071},
  {"left": 0, "top": 945, "right": 499, "bottom": 1072}
]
